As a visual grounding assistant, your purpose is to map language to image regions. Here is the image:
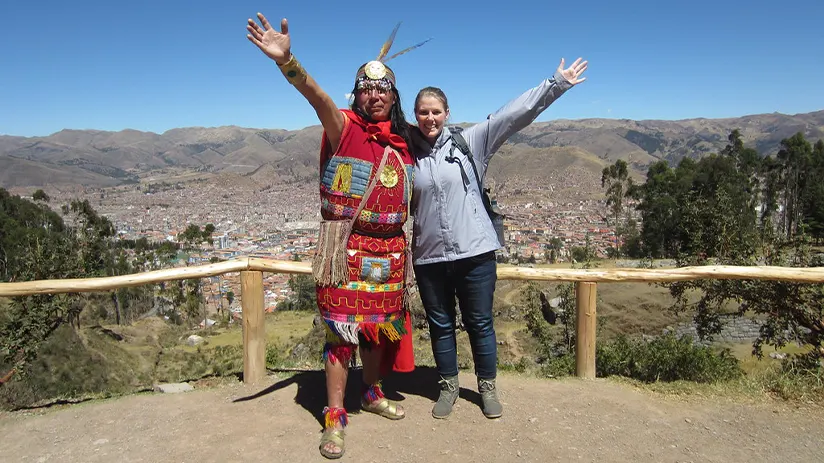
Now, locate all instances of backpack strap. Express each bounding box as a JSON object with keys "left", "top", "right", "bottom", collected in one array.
[
  {"left": 449, "top": 128, "right": 482, "bottom": 186},
  {"left": 448, "top": 127, "right": 493, "bottom": 211}
]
